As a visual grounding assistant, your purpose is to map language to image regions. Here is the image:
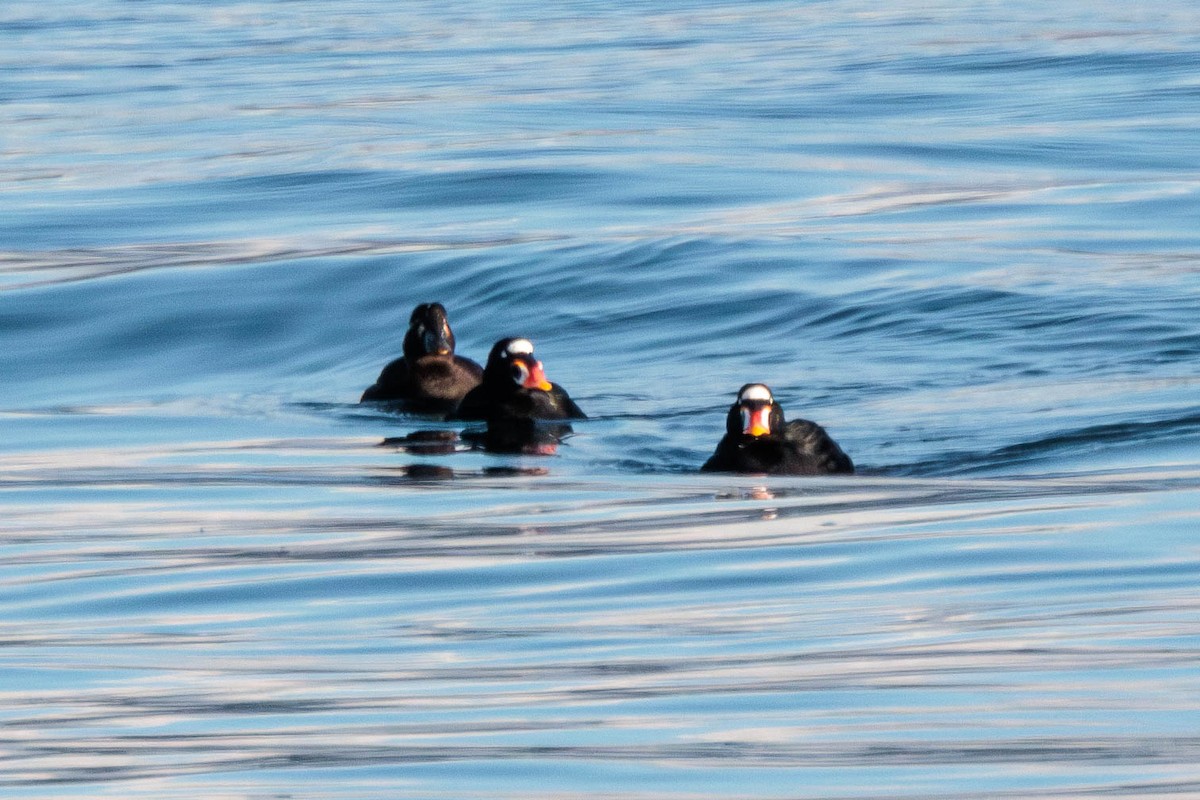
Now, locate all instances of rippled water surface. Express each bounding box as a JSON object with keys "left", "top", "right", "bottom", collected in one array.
[{"left": 3, "top": 1, "right": 1200, "bottom": 797}]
